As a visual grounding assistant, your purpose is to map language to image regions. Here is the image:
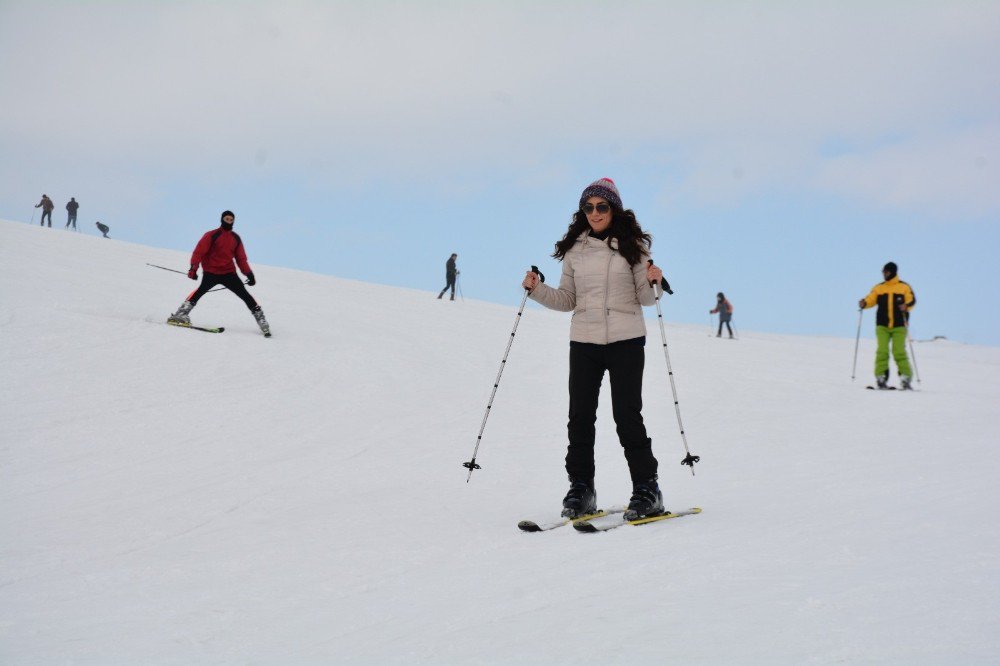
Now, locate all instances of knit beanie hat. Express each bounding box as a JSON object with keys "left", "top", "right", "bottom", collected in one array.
[
  {"left": 883, "top": 261, "right": 897, "bottom": 279},
  {"left": 579, "top": 177, "right": 623, "bottom": 211}
]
